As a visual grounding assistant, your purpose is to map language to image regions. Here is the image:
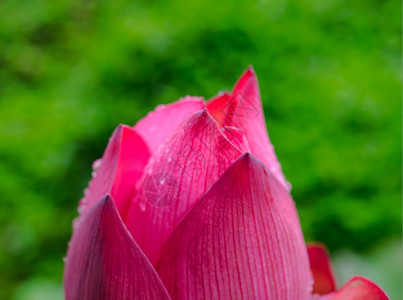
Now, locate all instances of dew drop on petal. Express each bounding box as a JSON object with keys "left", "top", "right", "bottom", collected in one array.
[
  {"left": 77, "top": 203, "right": 85, "bottom": 214},
  {"left": 155, "top": 104, "right": 166, "bottom": 111},
  {"left": 72, "top": 217, "right": 81, "bottom": 229},
  {"left": 92, "top": 159, "right": 102, "bottom": 171}
]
